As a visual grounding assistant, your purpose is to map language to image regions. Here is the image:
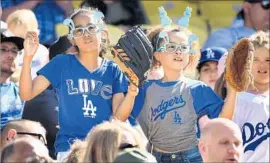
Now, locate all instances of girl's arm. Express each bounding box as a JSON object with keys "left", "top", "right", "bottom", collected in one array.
[
  {"left": 112, "top": 84, "right": 138, "bottom": 121},
  {"left": 218, "top": 84, "right": 238, "bottom": 119},
  {"left": 19, "top": 32, "right": 50, "bottom": 101}
]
